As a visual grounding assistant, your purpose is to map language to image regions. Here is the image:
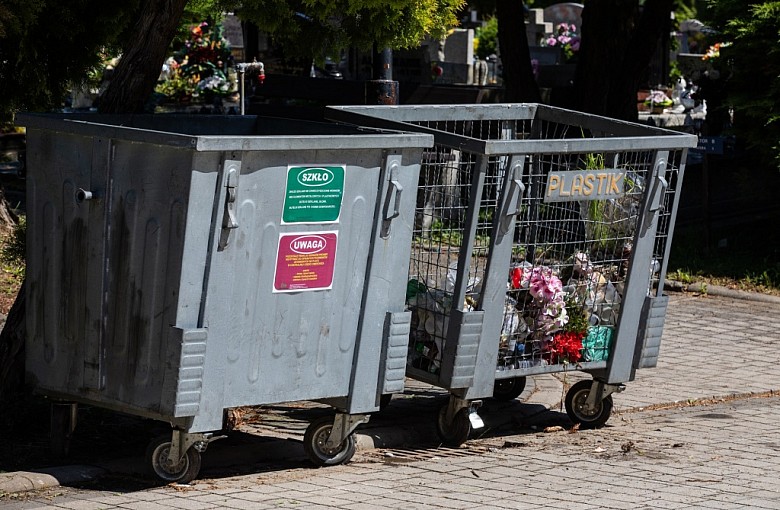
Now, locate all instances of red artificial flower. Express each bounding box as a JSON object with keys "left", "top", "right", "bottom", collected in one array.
[
  {"left": 550, "top": 331, "right": 584, "bottom": 364},
  {"left": 511, "top": 267, "right": 522, "bottom": 289}
]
